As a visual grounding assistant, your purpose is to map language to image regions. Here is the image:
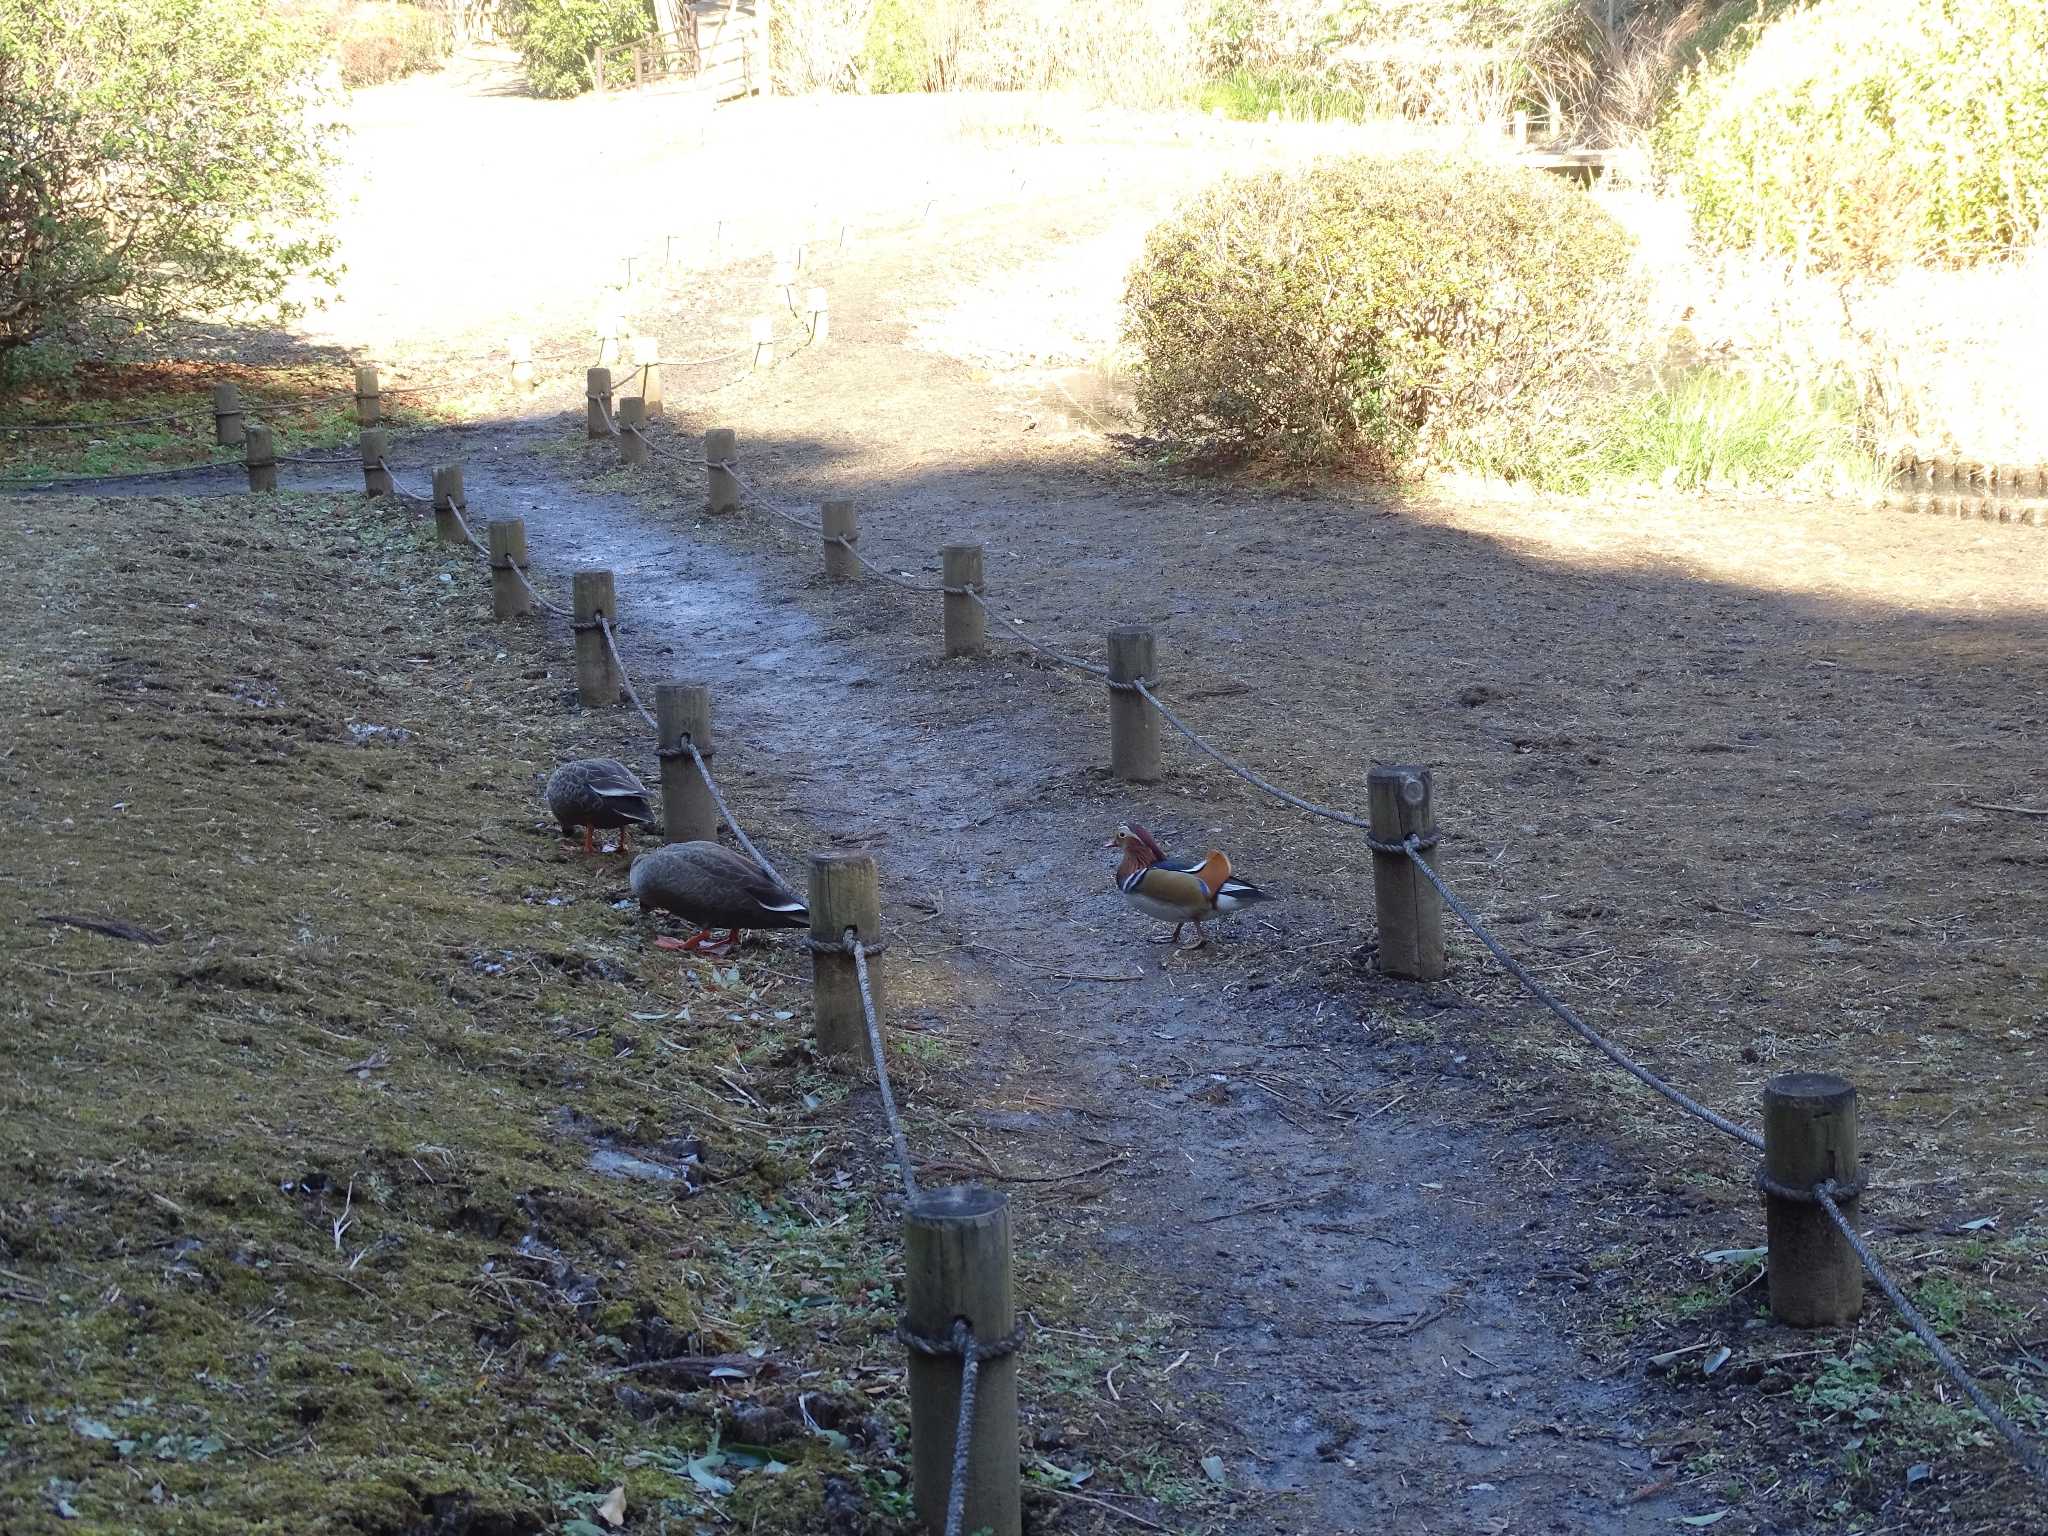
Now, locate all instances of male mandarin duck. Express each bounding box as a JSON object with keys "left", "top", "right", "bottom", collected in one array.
[
  {"left": 545, "top": 757, "right": 655, "bottom": 854},
  {"left": 630, "top": 841, "right": 809, "bottom": 958},
  {"left": 1107, "top": 821, "right": 1268, "bottom": 949}
]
